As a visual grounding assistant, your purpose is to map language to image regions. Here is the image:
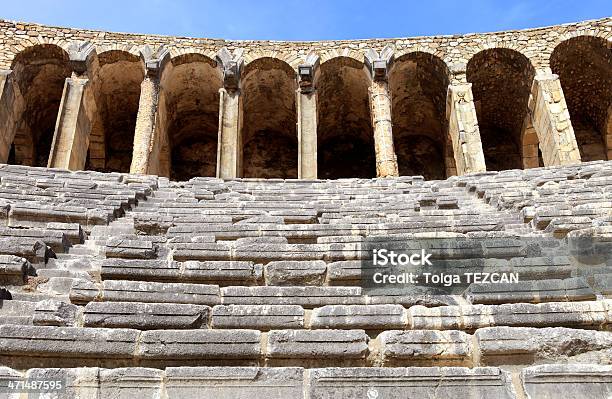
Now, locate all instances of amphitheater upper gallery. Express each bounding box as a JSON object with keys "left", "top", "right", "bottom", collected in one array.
[{"left": 0, "top": 17, "right": 609, "bottom": 181}]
